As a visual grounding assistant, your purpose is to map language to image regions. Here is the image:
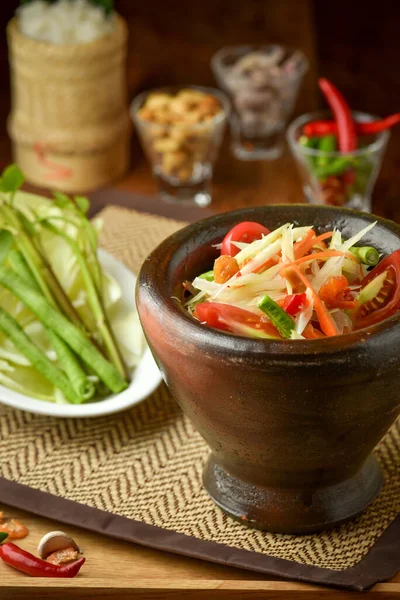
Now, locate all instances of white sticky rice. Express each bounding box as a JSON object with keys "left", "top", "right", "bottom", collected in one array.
[{"left": 17, "top": 0, "right": 115, "bottom": 44}]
